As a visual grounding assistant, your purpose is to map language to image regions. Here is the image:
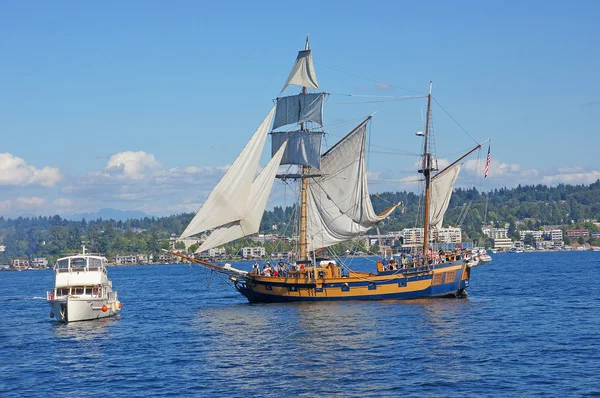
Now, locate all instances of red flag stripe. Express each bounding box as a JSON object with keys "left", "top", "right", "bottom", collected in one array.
[{"left": 484, "top": 146, "right": 491, "bottom": 178}]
